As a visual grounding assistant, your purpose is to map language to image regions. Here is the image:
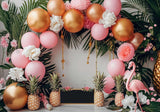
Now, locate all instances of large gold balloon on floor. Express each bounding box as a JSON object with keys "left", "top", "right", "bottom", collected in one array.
[
  {"left": 3, "top": 83, "right": 28, "bottom": 110},
  {"left": 112, "top": 18, "right": 134, "bottom": 41},
  {"left": 47, "top": 0, "right": 65, "bottom": 16},
  {"left": 27, "top": 8, "right": 50, "bottom": 32},
  {"left": 63, "top": 9, "right": 84, "bottom": 33},
  {"left": 86, "top": 4, "right": 105, "bottom": 23}
]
